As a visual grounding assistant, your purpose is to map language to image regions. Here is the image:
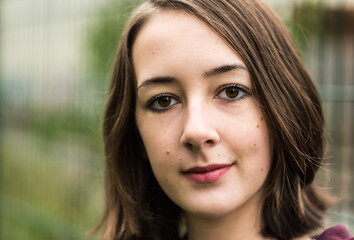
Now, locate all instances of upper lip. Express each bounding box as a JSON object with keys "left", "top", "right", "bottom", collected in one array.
[{"left": 182, "top": 163, "right": 235, "bottom": 173}]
